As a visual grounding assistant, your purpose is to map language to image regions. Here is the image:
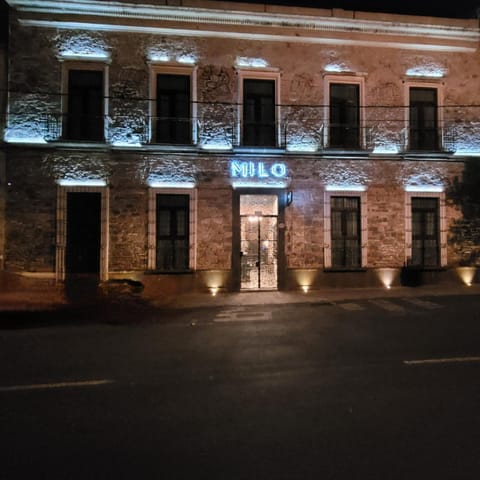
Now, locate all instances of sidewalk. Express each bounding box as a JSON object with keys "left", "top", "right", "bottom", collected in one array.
[
  {"left": 159, "top": 284, "right": 480, "bottom": 309},
  {"left": 1, "top": 283, "right": 479, "bottom": 312}
]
